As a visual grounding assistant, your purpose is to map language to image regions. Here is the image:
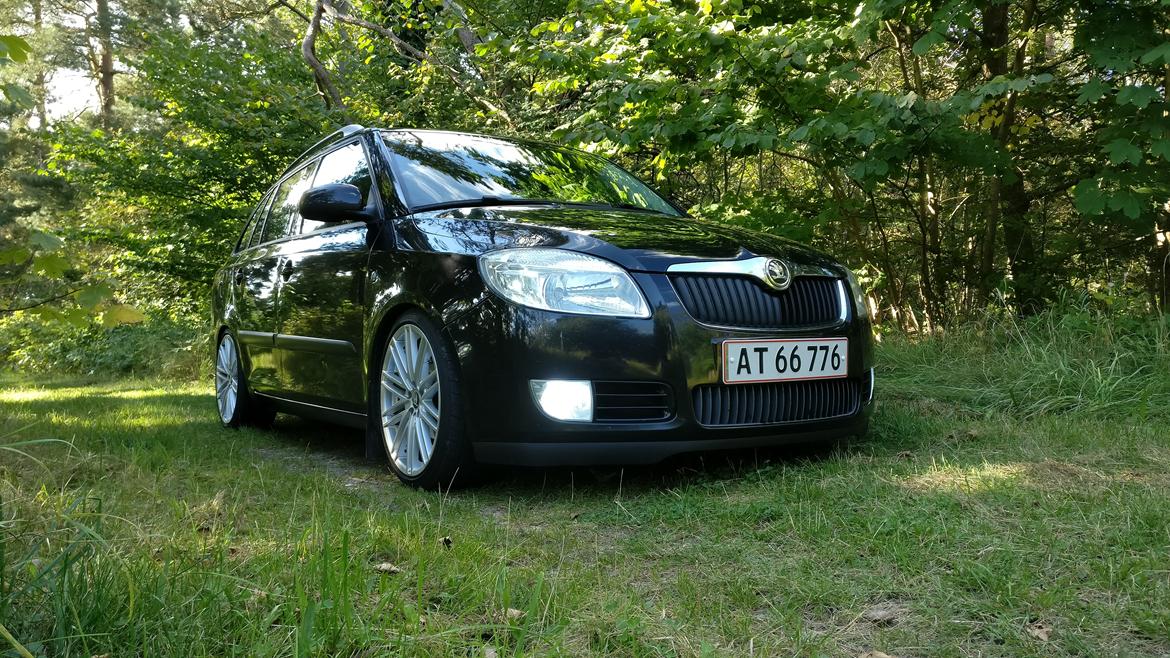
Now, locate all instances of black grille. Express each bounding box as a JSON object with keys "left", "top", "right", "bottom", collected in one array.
[
  {"left": 593, "top": 381, "right": 673, "bottom": 422},
  {"left": 692, "top": 378, "right": 861, "bottom": 427},
  {"left": 670, "top": 275, "right": 843, "bottom": 329}
]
